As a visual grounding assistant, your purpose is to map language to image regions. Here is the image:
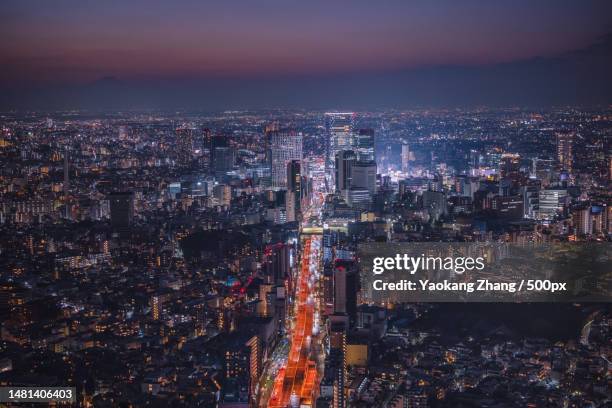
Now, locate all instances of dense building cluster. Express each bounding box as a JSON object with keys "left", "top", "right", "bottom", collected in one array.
[{"left": 0, "top": 108, "right": 610, "bottom": 407}]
